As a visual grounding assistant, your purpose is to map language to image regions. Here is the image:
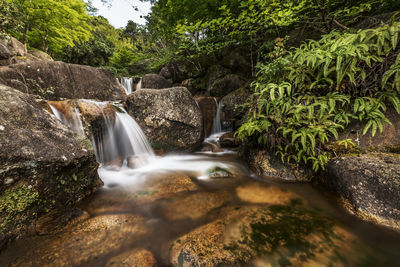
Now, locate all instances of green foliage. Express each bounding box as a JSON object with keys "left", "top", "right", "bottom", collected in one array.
[
  {"left": 237, "top": 21, "right": 400, "bottom": 171},
  {"left": 5, "top": 0, "right": 92, "bottom": 55}
]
